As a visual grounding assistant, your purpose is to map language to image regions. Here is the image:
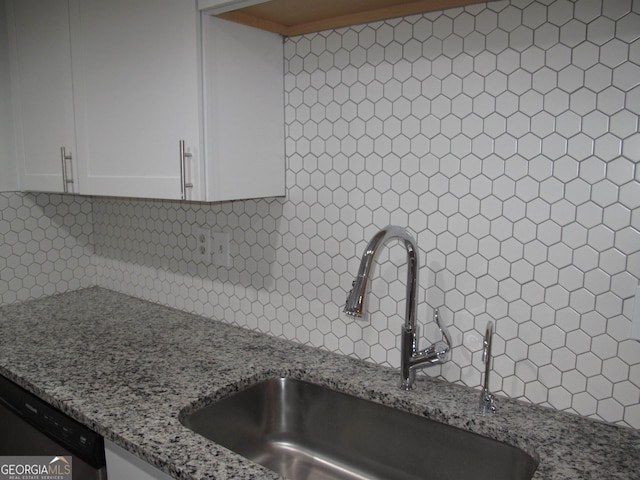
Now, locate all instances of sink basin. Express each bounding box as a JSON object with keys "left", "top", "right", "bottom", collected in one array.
[{"left": 181, "top": 377, "right": 537, "bottom": 480}]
